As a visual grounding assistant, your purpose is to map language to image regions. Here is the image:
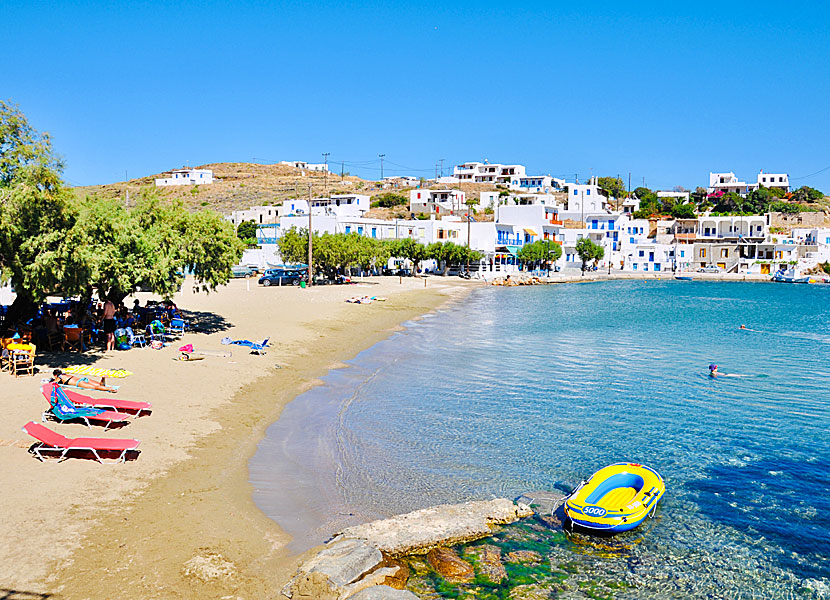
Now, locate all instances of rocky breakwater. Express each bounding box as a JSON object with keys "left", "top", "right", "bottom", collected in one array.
[{"left": 282, "top": 498, "right": 533, "bottom": 600}]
